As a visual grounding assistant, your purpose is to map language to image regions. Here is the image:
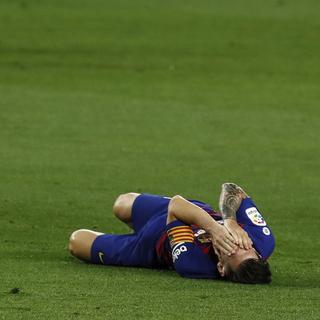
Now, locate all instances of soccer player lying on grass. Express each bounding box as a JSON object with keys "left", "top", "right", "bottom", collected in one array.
[{"left": 69, "top": 183, "right": 275, "bottom": 284}]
